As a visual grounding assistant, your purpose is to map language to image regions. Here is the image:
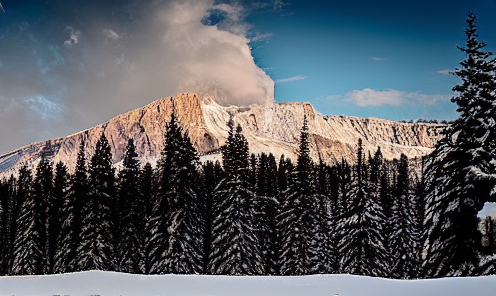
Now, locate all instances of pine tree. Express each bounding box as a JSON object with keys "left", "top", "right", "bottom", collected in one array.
[
  {"left": 412, "top": 156, "right": 429, "bottom": 278},
  {"left": 116, "top": 139, "right": 142, "bottom": 273},
  {"left": 278, "top": 115, "right": 319, "bottom": 275},
  {"left": 210, "top": 122, "right": 262, "bottom": 275},
  {"left": 379, "top": 158, "right": 393, "bottom": 276},
  {"left": 365, "top": 147, "right": 388, "bottom": 276},
  {"left": 390, "top": 154, "right": 416, "bottom": 278},
  {"left": 140, "top": 162, "right": 155, "bottom": 275},
  {"left": 77, "top": 132, "right": 116, "bottom": 271},
  {"left": 47, "top": 161, "right": 68, "bottom": 274},
  {"left": 339, "top": 139, "right": 385, "bottom": 276},
  {"left": 200, "top": 160, "right": 223, "bottom": 274},
  {"left": 0, "top": 176, "right": 16, "bottom": 275},
  {"left": 326, "top": 164, "right": 342, "bottom": 274},
  {"left": 424, "top": 13, "right": 496, "bottom": 277},
  {"left": 150, "top": 113, "right": 203, "bottom": 274},
  {"left": 12, "top": 165, "right": 44, "bottom": 275},
  {"left": 0, "top": 178, "right": 9, "bottom": 275},
  {"left": 56, "top": 141, "right": 88, "bottom": 273},
  {"left": 315, "top": 159, "right": 337, "bottom": 274},
  {"left": 33, "top": 143, "right": 57, "bottom": 274},
  {"left": 256, "top": 152, "right": 280, "bottom": 275}
]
